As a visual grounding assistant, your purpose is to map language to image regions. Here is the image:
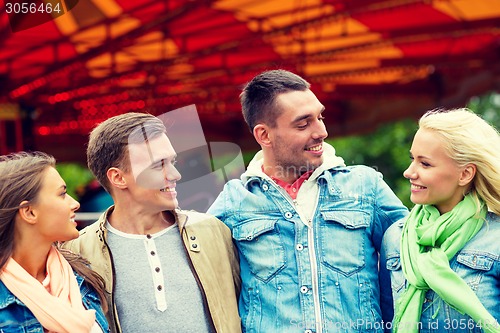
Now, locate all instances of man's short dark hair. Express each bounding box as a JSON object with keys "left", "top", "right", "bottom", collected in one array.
[
  {"left": 87, "top": 112, "right": 166, "bottom": 194},
  {"left": 240, "top": 69, "right": 310, "bottom": 131}
]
